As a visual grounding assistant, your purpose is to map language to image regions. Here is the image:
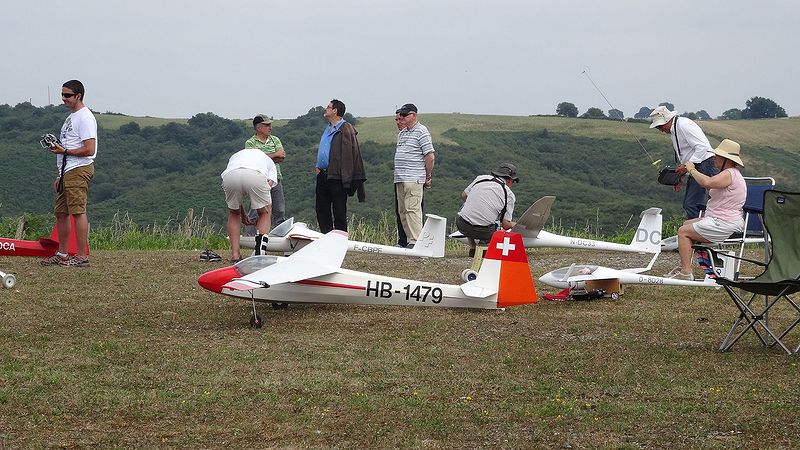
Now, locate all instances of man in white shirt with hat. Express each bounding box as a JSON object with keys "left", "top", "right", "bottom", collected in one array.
[{"left": 650, "top": 105, "right": 719, "bottom": 219}]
